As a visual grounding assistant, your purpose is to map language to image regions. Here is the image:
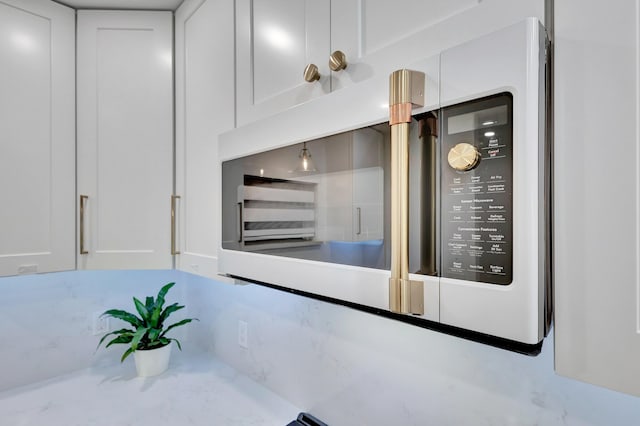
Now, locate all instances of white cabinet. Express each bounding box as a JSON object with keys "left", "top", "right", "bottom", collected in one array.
[
  {"left": 235, "top": 0, "right": 330, "bottom": 126},
  {"left": 554, "top": 1, "right": 640, "bottom": 397},
  {"left": 174, "top": 0, "right": 235, "bottom": 278},
  {"left": 236, "top": 0, "right": 545, "bottom": 126},
  {"left": 0, "top": 0, "right": 75, "bottom": 276},
  {"left": 76, "top": 11, "right": 173, "bottom": 270},
  {"left": 331, "top": 0, "right": 545, "bottom": 91}
]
